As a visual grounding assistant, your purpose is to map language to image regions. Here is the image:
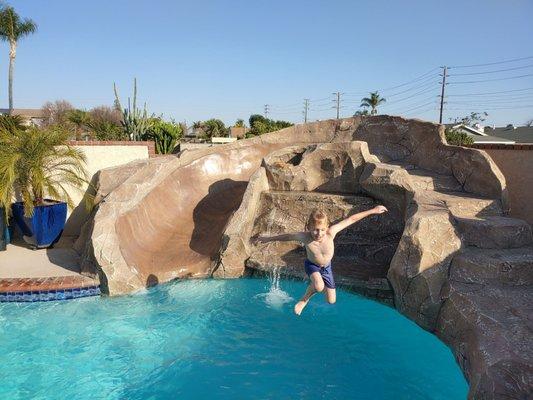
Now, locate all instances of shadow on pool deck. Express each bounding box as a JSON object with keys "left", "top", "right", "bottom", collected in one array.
[{"left": 0, "top": 236, "right": 81, "bottom": 279}]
